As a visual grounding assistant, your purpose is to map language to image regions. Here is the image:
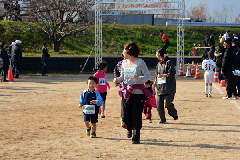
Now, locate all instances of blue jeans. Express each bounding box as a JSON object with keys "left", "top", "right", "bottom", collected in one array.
[{"left": 1, "top": 68, "right": 8, "bottom": 81}]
